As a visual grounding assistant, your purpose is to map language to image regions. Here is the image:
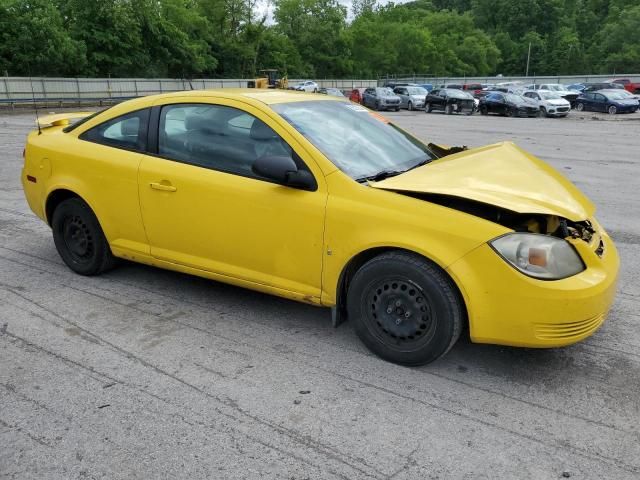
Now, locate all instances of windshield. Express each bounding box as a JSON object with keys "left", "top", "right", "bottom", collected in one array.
[
  {"left": 444, "top": 89, "right": 472, "bottom": 99},
  {"left": 505, "top": 94, "right": 523, "bottom": 103},
  {"left": 407, "top": 87, "right": 427, "bottom": 95},
  {"left": 606, "top": 92, "right": 630, "bottom": 100},
  {"left": 377, "top": 88, "right": 394, "bottom": 95},
  {"left": 540, "top": 92, "right": 562, "bottom": 100},
  {"left": 272, "top": 100, "right": 435, "bottom": 180},
  {"left": 547, "top": 85, "right": 565, "bottom": 92}
]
